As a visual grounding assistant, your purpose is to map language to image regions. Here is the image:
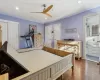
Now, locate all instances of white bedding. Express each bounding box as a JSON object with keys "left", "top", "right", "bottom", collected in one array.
[{"left": 7, "top": 44, "right": 62, "bottom": 73}]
